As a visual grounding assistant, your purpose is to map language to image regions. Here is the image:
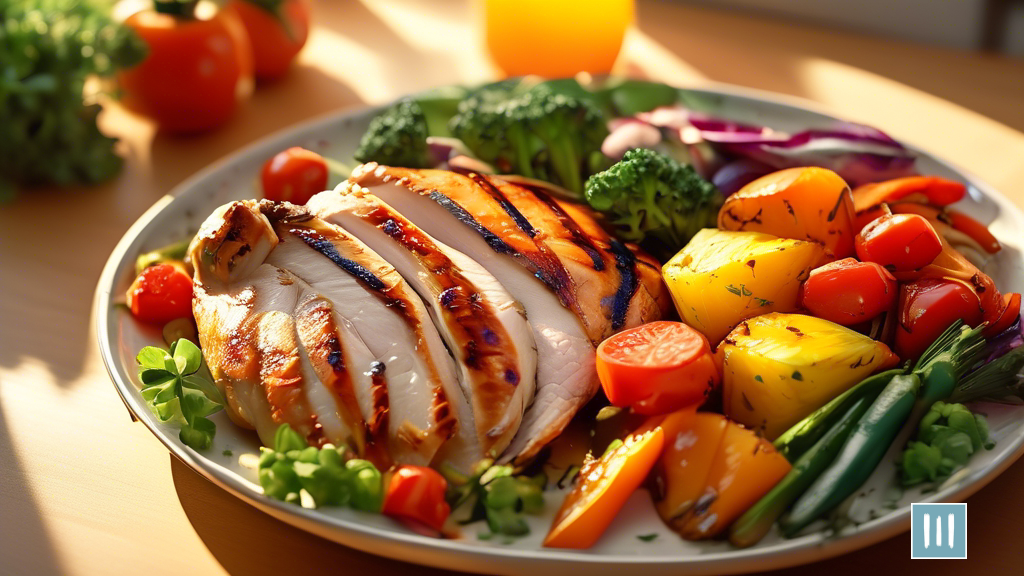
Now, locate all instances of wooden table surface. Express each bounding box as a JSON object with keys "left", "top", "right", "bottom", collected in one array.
[{"left": 2, "top": 1, "right": 1023, "bottom": 575}]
